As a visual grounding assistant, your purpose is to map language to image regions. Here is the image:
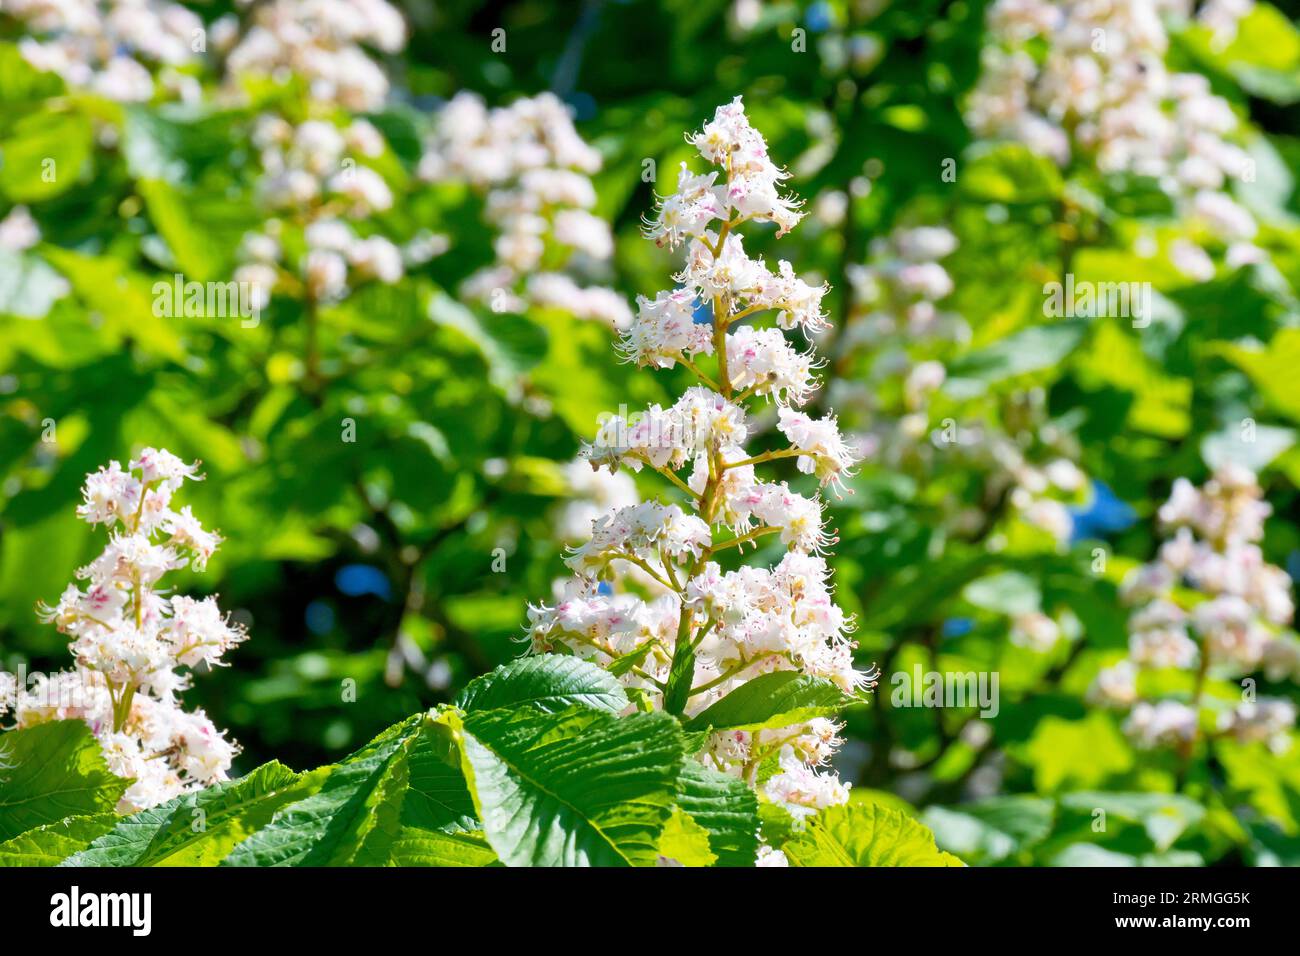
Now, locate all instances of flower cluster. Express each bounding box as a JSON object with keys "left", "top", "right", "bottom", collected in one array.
[
  {"left": 222, "top": 0, "right": 406, "bottom": 111},
  {"left": 233, "top": 116, "right": 431, "bottom": 306},
  {"left": 833, "top": 225, "right": 964, "bottom": 466},
  {"left": 5, "top": 0, "right": 204, "bottom": 102},
  {"left": 419, "top": 92, "right": 631, "bottom": 330},
  {"left": 968, "top": 0, "right": 1262, "bottom": 272},
  {"left": 833, "top": 225, "right": 1087, "bottom": 554},
  {"left": 1096, "top": 464, "right": 1300, "bottom": 754},
  {"left": 525, "top": 101, "right": 874, "bottom": 854},
  {"left": 0, "top": 450, "right": 246, "bottom": 812}
]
